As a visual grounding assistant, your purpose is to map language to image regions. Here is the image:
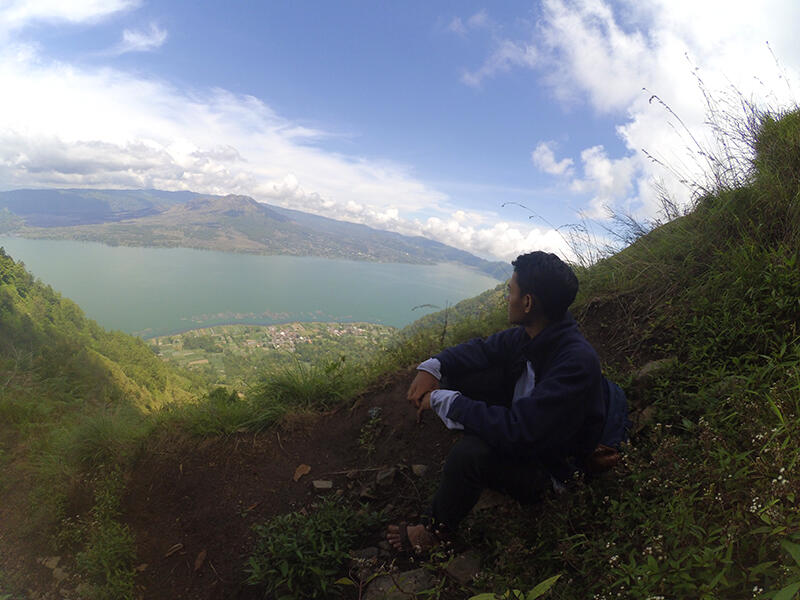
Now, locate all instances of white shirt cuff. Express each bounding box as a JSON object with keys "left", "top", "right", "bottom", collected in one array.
[
  {"left": 430, "top": 389, "right": 464, "bottom": 430},
  {"left": 417, "top": 357, "right": 442, "bottom": 380}
]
